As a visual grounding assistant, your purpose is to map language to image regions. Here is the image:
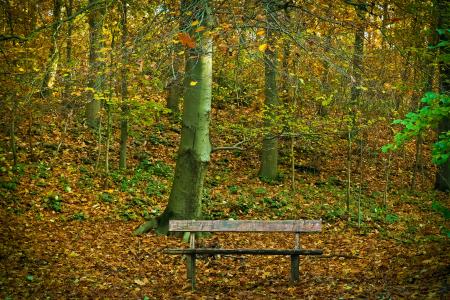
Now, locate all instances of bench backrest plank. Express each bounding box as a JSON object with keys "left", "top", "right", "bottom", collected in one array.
[{"left": 168, "top": 220, "right": 322, "bottom": 232}]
